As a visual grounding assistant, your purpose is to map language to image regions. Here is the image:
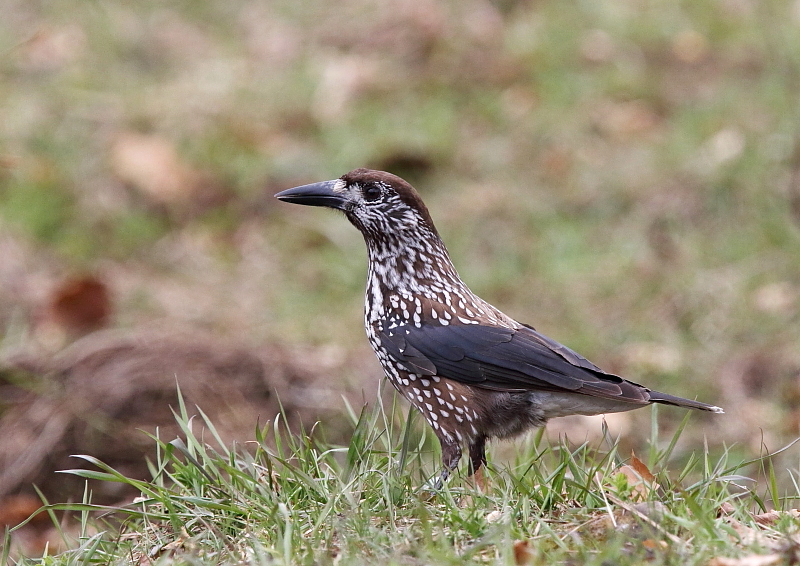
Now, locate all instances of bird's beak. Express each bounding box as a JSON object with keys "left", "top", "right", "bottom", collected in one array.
[{"left": 275, "top": 180, "right": 347, "bottom": 210}]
